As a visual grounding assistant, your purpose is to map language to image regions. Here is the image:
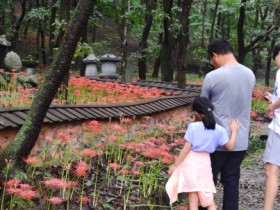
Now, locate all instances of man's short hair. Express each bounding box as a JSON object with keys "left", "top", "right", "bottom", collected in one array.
[
  {"left": 207, "top": 38, "right": 234, "bottom": 59},
  {"left": 273, "top": 44, "right": 280, "bottom": 60}
]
